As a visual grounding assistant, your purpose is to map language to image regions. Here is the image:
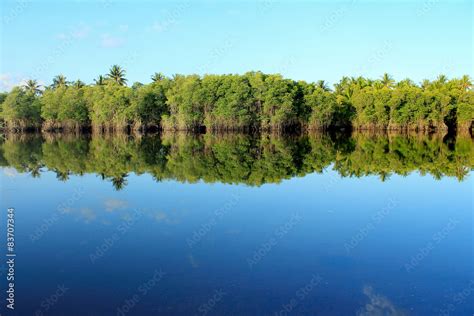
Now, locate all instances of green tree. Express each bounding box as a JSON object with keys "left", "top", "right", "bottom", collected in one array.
[
  {"left": 73, "top": 80, "right": 86, "bottom": 88},
  {"left": 52, "top": 74, "right": 69, "bottom": 89},
  {"left": 260, "top": 74, "right": 298, "bottom": 130},
  {"left": 107, "top": 65, "right": 127, "bottom": 86},
  {"left": 1, "top": 87, "right": 42, "bottom": 130},
  {"left": 305, "top": 85, "right": 338, "bottom": 130},
  {"left": 89, "top": 83, "right": 133, "bottom": 130},
  {"left": 94, "top": 75, "right": 107, "bottom": 86},
  {"left": 151, "top": 72, "right": 166, "bottom": 83},
  {"left": 23, "top": 79, "right": 42, "bottom": 95},
  {"left": 163, "top": 75, "right": 203, "bottom": 130},
  {"left": 131, "top": 79, "right": 170, "bottom": 130},
  {"left": 381, "top": 73, "right": 395, "bottom": 88}
]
